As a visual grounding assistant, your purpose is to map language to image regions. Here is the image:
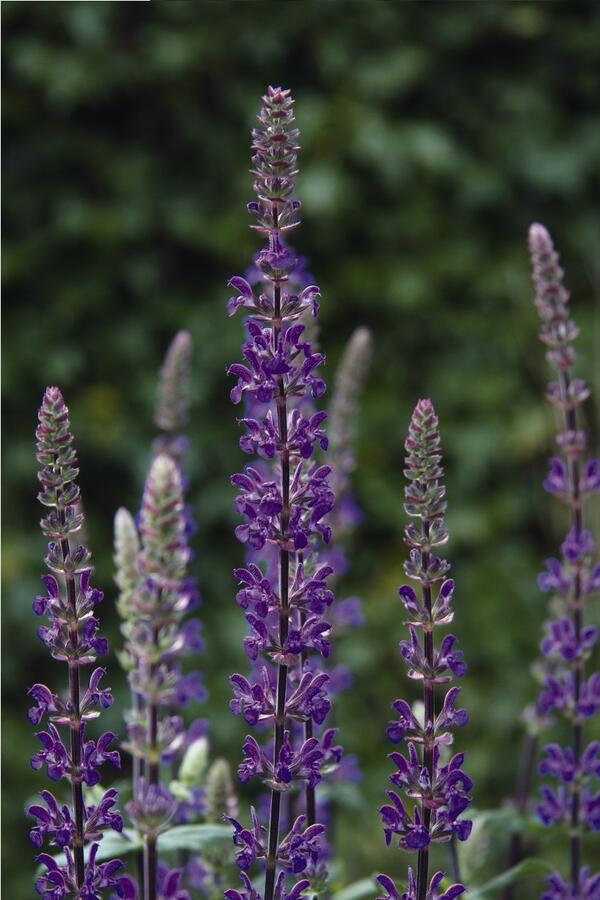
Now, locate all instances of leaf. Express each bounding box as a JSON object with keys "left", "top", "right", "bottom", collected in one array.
[
  {"left": 333, "top": 877, "right": 379, "bottom": 900},
  {"left": 50, "top": 824, "right": 231, "bottom": 869},
  {"left": 469, "top": 806, "right": 526, "bottom": 834},
  {"left": 158, "top": 823, "right": 232, "bottom": 853},
  {"left": 50, "top": 829, "right": 142, "bottom": 868},
  {"left": 469, "top": 859, "right": 554, "bottom": 899},
  {"left": 319, "top": 781, "right": 365, "bottom": 812}
]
